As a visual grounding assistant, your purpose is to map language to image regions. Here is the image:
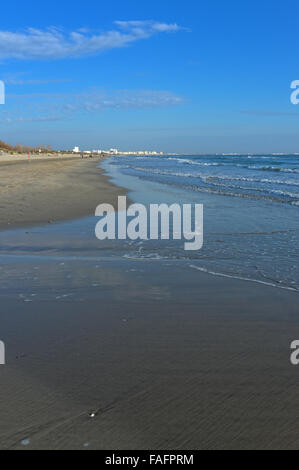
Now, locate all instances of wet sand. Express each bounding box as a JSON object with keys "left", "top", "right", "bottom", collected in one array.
[
  {"left": 0, "top": 262, "right": 299, "bottom": 450},
  {"left": 0, "top": 154, "right": 126, "bottom": 230}
]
